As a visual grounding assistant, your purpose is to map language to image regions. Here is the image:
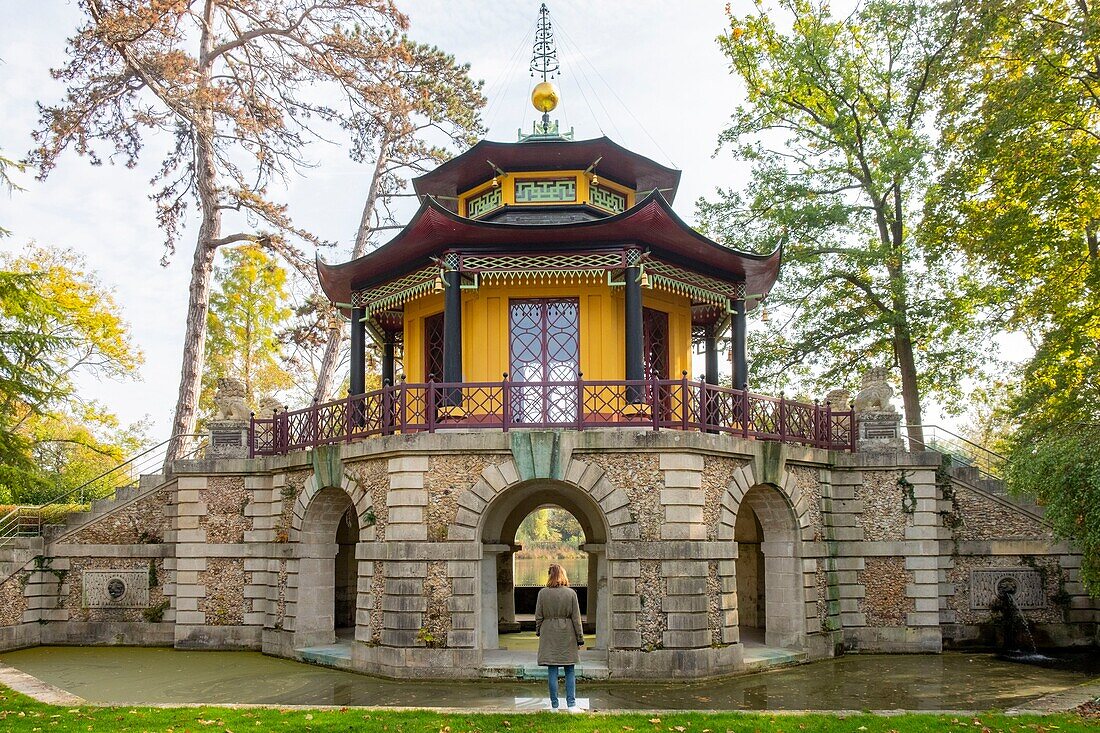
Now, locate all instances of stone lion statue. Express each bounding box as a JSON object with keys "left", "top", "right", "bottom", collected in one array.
[
  {"left": 825, "top": 388, "right": 851, "bottom": 407},
  {"left": 257, "top": 396, "right": 283, "bottom": 418},
  {"left": 213, "top": 377, "right": 252, "bottom": 421},
  {"left": 852, "top": 367, "right": 897, "bottom": 413}
]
